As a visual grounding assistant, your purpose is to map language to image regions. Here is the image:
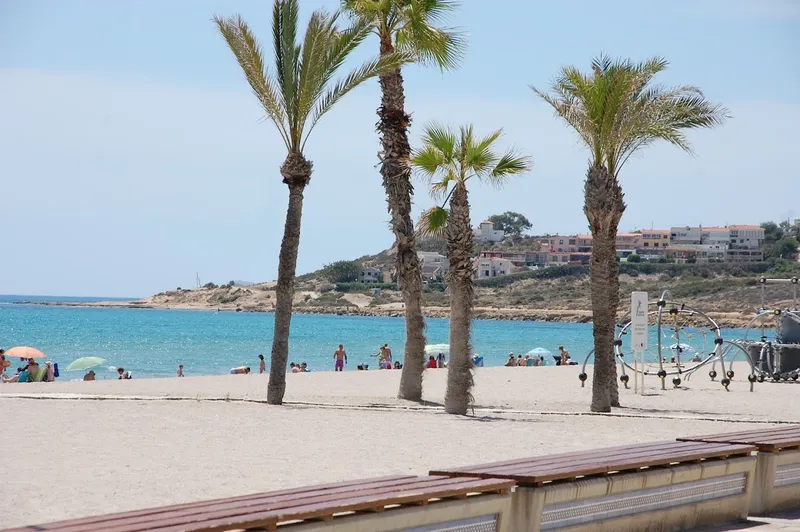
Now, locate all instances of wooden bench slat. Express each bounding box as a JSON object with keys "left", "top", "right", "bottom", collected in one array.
[
  {"left": 473, "top": 443, "right": 752, "bottom": 484},
  {"left": 433, "top": 441, "right": 728, "bottom": 476},
  {"left": 43, "top": 477, "right": 432, "bottom": 532},
  {"left": 30, "top": 475, "right": 416, "bottom": 531},
  {"left": 51, "top": 477, "right": 513, "bottom": 532},
  {"left": 147, "top": 477, "right": 515, "bottom": 532},
  {"left": 431, "top": 442, "right": 755, "bottom": 484},
  {"left": 40, "top": 477, "right": 447, "bottom": 532},
  {"left": 435, "top": 441, "right": 695, "bottom": 473},
  {"left": 678, "top": 427, "right": 800, "bottom": 451}
]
